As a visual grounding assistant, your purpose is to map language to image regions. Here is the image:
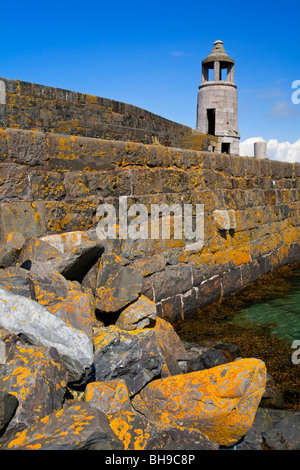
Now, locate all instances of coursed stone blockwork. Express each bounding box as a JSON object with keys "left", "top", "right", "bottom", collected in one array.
[
  {"left": 0, "top": 76, "right": 214, "bottom": 151},
  {"left": 0, "top": 128, "right": 299, "bottom": 322}
]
